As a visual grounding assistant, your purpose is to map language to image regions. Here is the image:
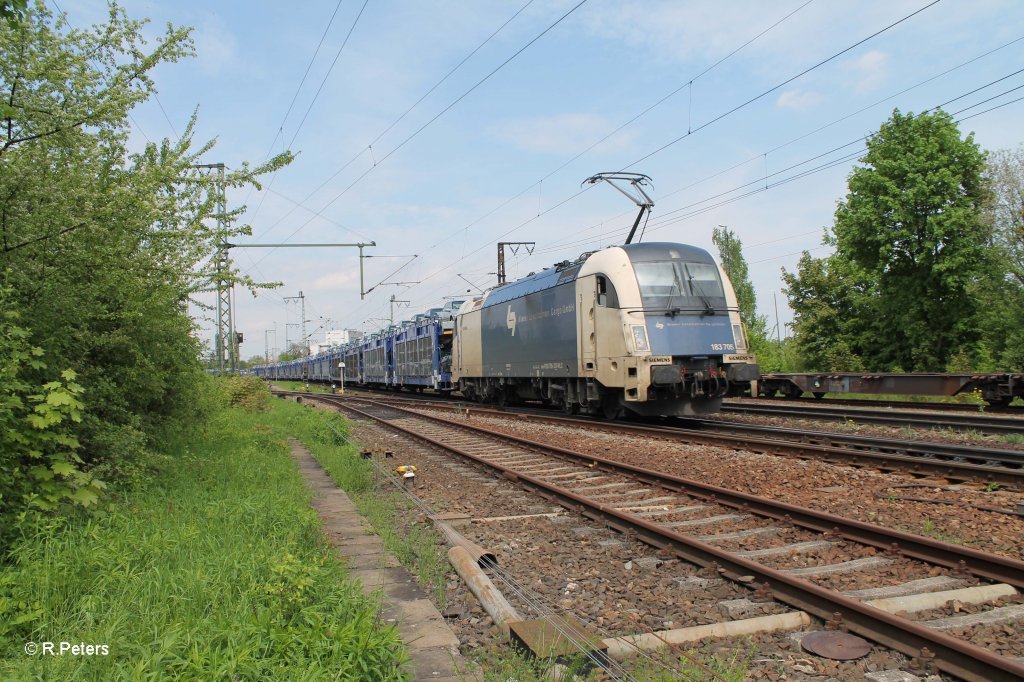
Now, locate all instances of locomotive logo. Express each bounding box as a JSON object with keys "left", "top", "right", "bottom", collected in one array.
[{"left": 506, "top": 305, "right": 517, "bottom": 336}]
